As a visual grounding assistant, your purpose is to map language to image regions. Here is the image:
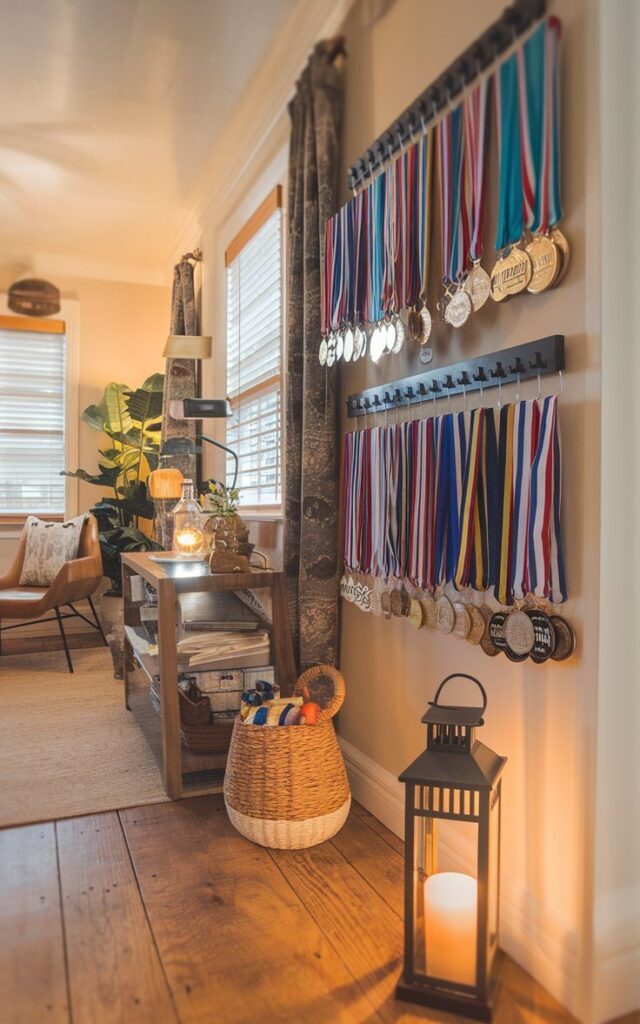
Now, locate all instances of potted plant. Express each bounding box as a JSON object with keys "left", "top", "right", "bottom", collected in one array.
[
  {"left": 63, "top": 374, "right": 164, "bottom": 605},
  {"left": 200, "top": 480, "right": 253, "bottom": 572}
]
